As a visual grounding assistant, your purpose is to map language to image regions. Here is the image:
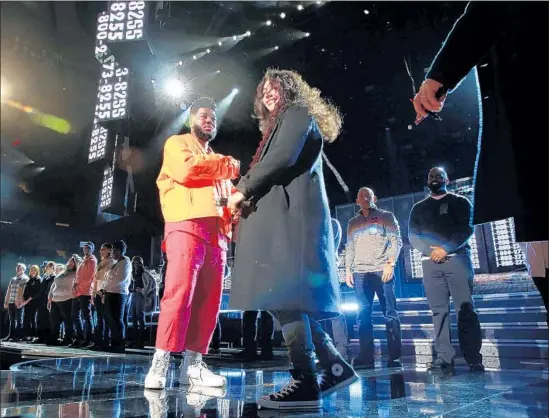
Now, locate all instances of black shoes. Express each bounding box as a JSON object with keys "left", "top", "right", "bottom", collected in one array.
[
  {"left": 257, "top": 370, "right": 322, "bottom": 410},
  {"left": 319, "top": 361, "right": 359, "bottom": 397},
  {"left": 387, "top": 358, "right": 403, "bottom": 368},
  {"left": 234, "top": 348, "right": 258, "bottom": 361},
  {"left": 259, "top": 347, "right": 274, "bottom": 361},
  {"left": 469, "top": 363, "right": 485, "bottom": 372},
  {"left": 427, "top": 358, "right": 455, "bottom": 370}
]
